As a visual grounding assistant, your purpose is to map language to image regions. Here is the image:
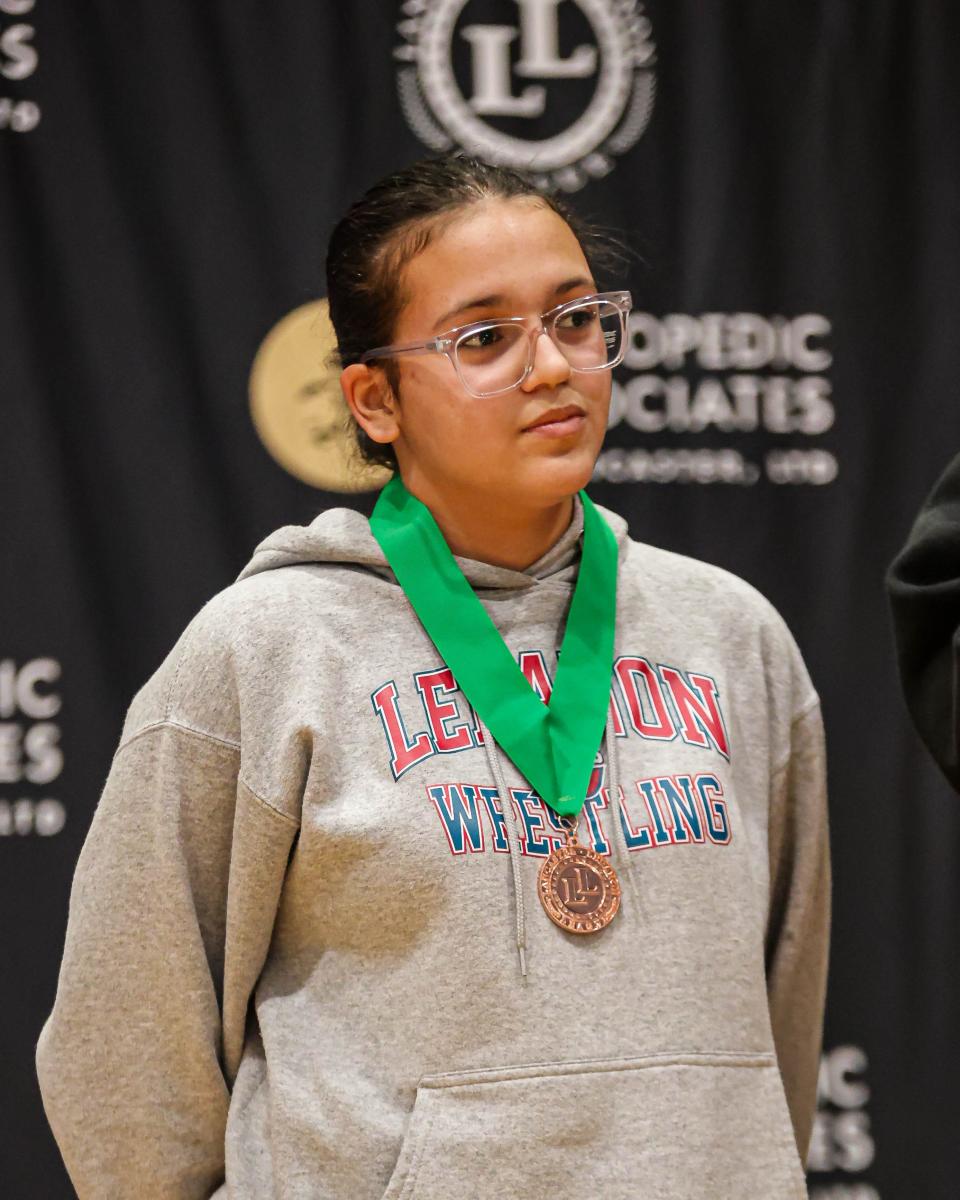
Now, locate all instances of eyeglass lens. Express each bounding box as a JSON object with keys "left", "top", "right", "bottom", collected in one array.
[{"left": 453, "top": 298, "right": 625, "bottom": 397}]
